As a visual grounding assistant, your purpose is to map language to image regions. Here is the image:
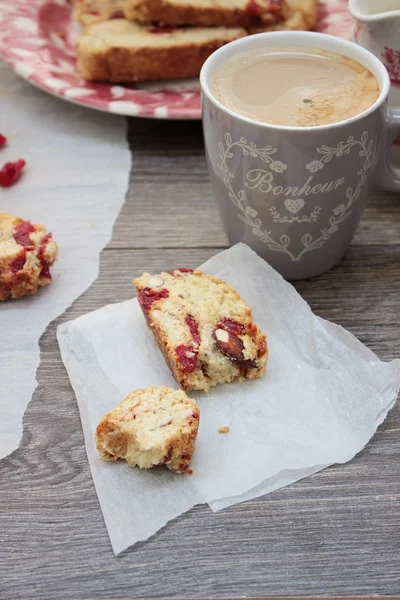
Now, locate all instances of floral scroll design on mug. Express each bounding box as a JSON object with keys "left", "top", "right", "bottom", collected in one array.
[
  {"left": 218, "top": 131, "right": 374, "bottom": 261},
  {"left": 268, "top": 204, "right": 322, "bottom": 224}
]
